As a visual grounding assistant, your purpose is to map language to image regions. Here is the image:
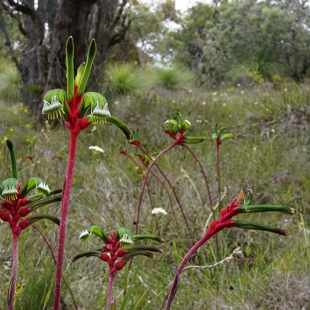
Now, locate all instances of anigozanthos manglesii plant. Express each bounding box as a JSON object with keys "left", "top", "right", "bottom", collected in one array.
[
  {"left": 165, "top": 190, "right": 295, "bottom": 309},
  {"left": 1, "top": 140, "right": 61, "bottom": 310},
  {"left": 163, "top": 110, "right": 207, "bottom": 145},
  {"left": 42, "top": 37, "right": 132, "bottom": 138},
  {"left": 42, "top": 37, "right": 132, "bottom": 310},
  {"left": 164, "top": 111, "right": 213, "bottom": 213},
  {"left": 72, "top": 226, "right": 163, "bottom": 310},
  {"left": 129, "top": 112, "right": 212, "bottom": 236}
]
